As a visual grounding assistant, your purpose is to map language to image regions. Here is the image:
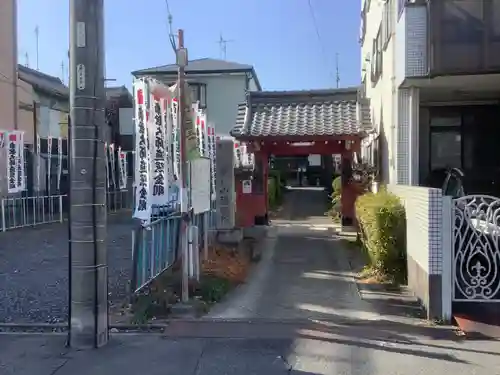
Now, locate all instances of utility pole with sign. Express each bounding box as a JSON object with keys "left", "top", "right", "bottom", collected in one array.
[{"left": 68, "top": 0, "right": 108, "bottom": 349}]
